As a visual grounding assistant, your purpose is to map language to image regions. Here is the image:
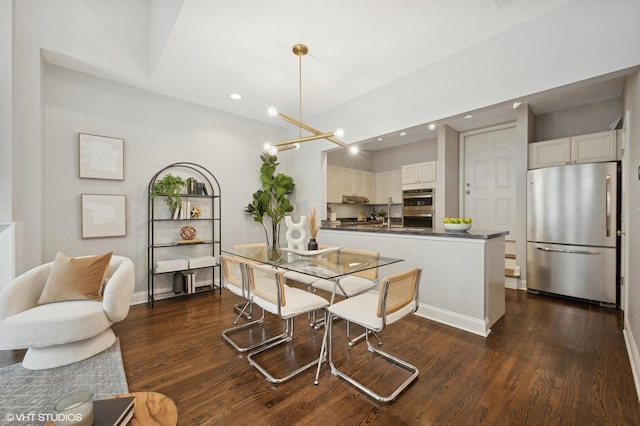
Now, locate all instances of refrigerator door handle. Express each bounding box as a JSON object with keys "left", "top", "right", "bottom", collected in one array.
[
  {"left": 606, "top": 175, "right": 611, "bottom": 237},
  {"left": 536, "top": 246, "right": 601, "bottom": 255}
]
